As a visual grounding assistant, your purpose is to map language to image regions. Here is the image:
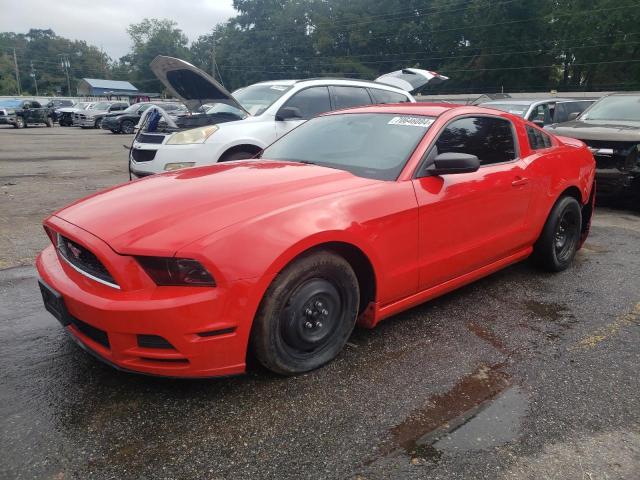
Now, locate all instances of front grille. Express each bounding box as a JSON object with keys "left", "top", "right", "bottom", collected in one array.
[
  {"left": 137, "top": 133, "right": 167, "bottom": 144},
  {"left": 131, "top": 148, "right": 157, "bottom": 162},
  {"left": 56, "top": 234, "right": 118, "bottom": 287},
  {"left": 69, "top": 316, "right": 110, "bottom": 349},
  {"left": 583, "top": 140, "right": 639, "bottom": 170}
]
